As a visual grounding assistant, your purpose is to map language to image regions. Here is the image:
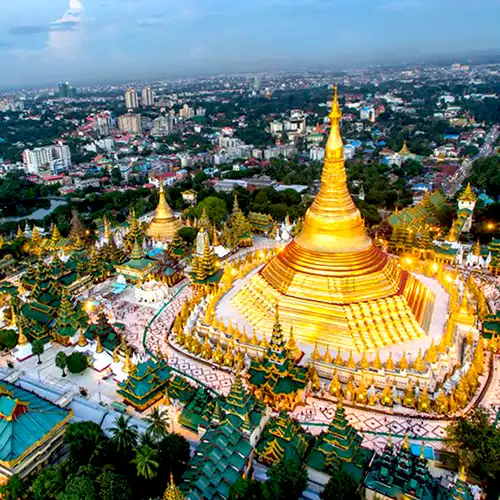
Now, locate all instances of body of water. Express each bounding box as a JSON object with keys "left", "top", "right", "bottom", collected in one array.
[{"left": 0, "top": 199, "right": 67, "bottom": 223}]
